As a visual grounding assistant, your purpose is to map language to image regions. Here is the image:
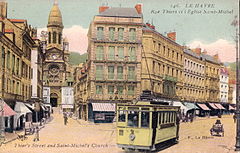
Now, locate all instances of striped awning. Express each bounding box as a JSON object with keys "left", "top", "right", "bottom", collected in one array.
[
  {"left": 197, "top": 104, "right": 211, "bottom": 111},
  {"left": 209, "top": 103, "right": 218, "bottom": 109},
  {"left": 229, "top": 105, "right": 236, "bottom": 110},
  {"left": 214, "top": 103, "right": 225, "bottom": 110},
  {"left": 92, "top": 103, "right": 115, "bottom": 112},
  {"left": 14, "top": 102, "right": 32, "bottom": 115},
  {"left": 173, "top": 101, "right": 186, "bottom": 110},
  {"left": 183, "top": 102, "right": 199, "bottom": 113}
]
